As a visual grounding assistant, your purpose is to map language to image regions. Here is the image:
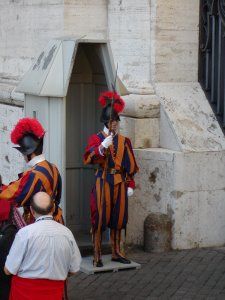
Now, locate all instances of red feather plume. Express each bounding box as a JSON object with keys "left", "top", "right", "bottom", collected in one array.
[
  {"left": 113, "top": 94, "right": 125, "bottom": 113},
  {"left": 98, "top": 90, "right": 125, "bottom": 113},
  {"left": 98, "top": 91, "right": 114, "bottom": 107},
  {"left": 11, "top": 118, "right": 45, "bottom": 144}
]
